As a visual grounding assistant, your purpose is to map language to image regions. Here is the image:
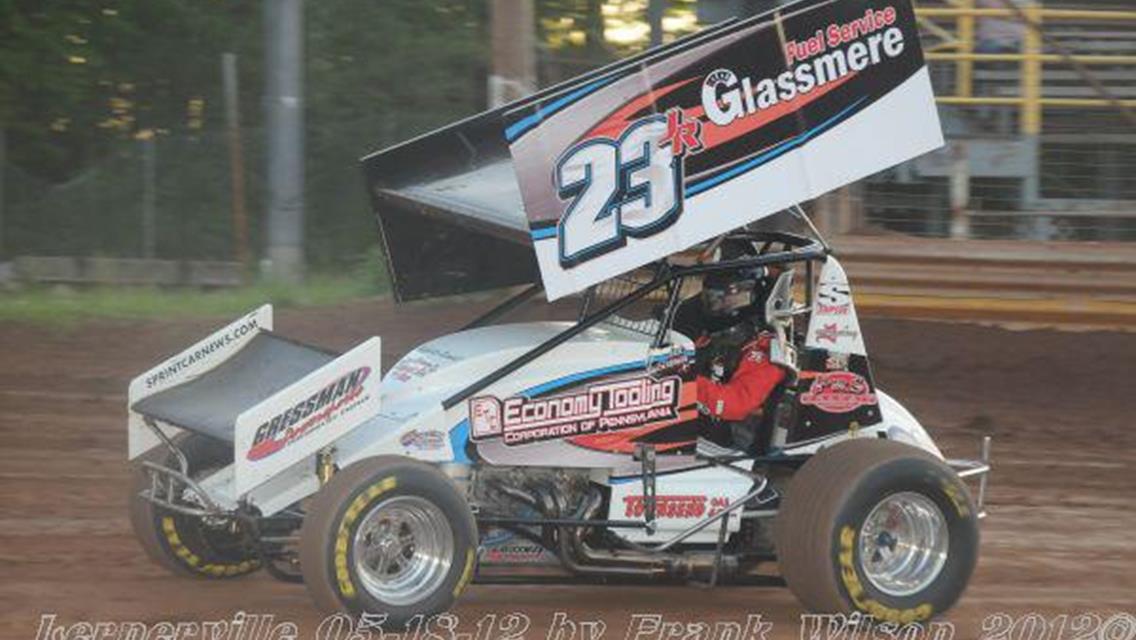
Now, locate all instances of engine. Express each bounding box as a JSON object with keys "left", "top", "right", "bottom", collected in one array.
[
  {"left": 463, "top": 465, "right": 754, "bottom": 583},
  {"left": 470, "top": 466, "right": 597, "bottom": 566}
]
